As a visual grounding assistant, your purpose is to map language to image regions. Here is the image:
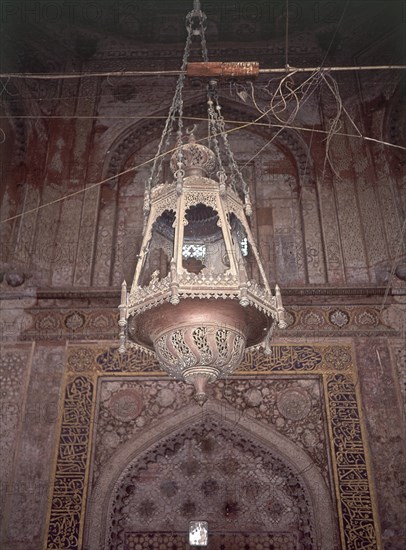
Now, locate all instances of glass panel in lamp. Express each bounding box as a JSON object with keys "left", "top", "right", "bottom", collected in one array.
[
  {"left": 139, "top": 210, "right": 174, "bottom": 286},
  {"left": 229, "top": 212, "right": 257, "bottom": 281},
  {"left": 182, "top": 204, "right": 229, "bottom": 275}
]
